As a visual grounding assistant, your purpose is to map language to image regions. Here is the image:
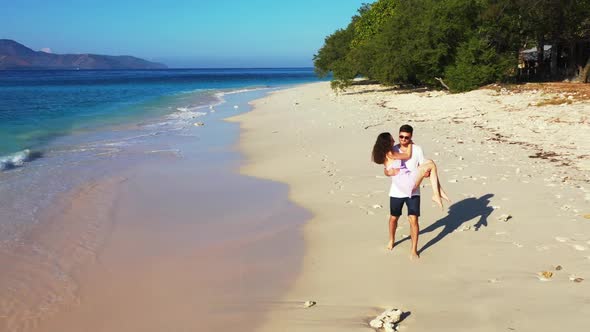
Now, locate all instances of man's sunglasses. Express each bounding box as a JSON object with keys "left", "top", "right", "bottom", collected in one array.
[{"left": 399, "top": 135, "right": 411, "bottom": 140}]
